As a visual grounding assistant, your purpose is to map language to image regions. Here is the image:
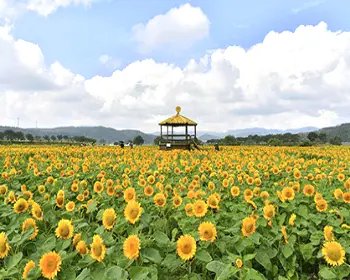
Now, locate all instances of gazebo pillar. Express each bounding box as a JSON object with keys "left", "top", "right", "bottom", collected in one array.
[
  {"left": 194, "top": 125, "right": 197, "bottom": 139},
  {"left": 185, "top": 125, "right": 188, "bottom": 142}
]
